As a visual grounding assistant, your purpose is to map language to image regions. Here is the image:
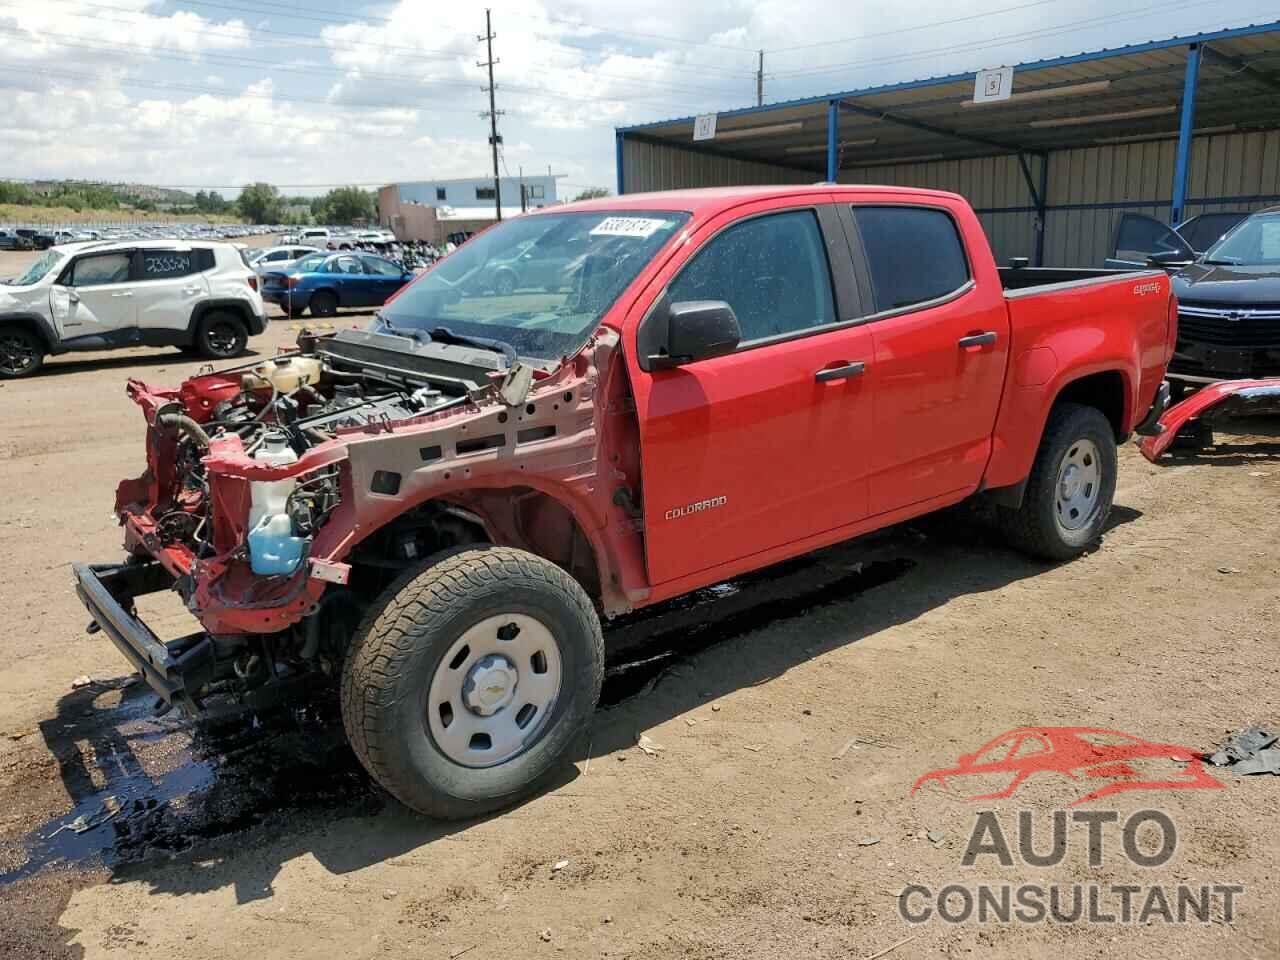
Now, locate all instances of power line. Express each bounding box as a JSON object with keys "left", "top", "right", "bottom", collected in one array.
[
  {"left": 768, "top": 0, "right": 1059, "bottom": 54},
  {"left": 767, "top": 0, "right": 1217, "bottom": 80},
  {"left": 0, "top": 24, "right": 723, "bottom": 111},
  {"left": 7, "top": 0, "right": 755, "bottom": 89}
]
